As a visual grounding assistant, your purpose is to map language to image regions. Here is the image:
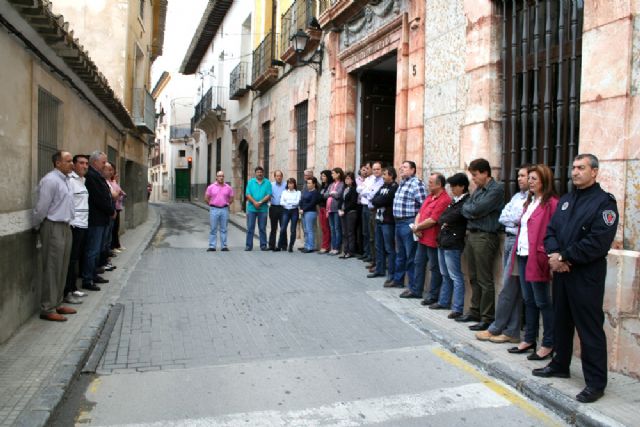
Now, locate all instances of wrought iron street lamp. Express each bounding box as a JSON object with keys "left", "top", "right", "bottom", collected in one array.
[{"left": 289, "top": 29, "right": 323, "bottom": 75}]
